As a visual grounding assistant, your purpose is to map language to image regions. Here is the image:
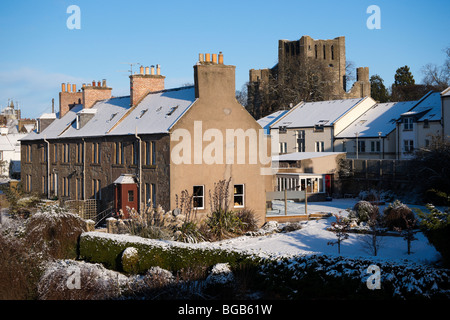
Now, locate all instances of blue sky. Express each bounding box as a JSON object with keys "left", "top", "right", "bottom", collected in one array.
[{"left": 0, "top": 0, "right": 449, "bottom": 118}]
